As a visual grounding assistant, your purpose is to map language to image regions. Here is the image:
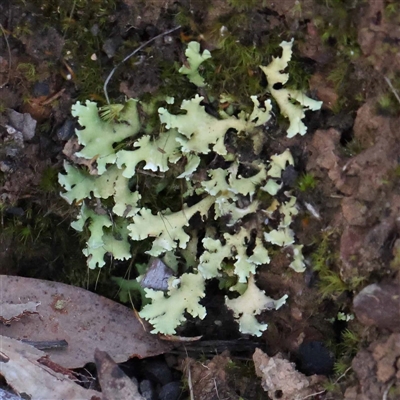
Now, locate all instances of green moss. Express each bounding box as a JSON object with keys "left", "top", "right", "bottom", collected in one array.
[
  {"left": 297, "top": 173, "right": 317, "bottom": 192},
  {"left": 327, "top": 59, "right": 350, "bottom": 92},
  {"left": 201, "top": 33, "right": 280, "bottom": 107},
  {"left": 376, "top": 92, "right": 400, "bottom": 116},
  {"left": 39, "top": 167, "right": 60, "bottom": 193},
  {"left": 311, "top": 230, "right": 345, "bottom": 298},
  {"left": 16, "top": 63, "right": 37, "bottom": 82},
  {"left": 384, "top": 2, "right": 400, "bottom": 20},
  {"left": 157, "top": 60, "right": 197, "bottom": 104},
  {"left": 15, "top": 0, "right": 118, "bottom": 101},
  {"left": 227, "top": 0, "right": 264, "bottom": 11},
  {"left": 341, "top": 137, "right": 366, "bottom": 158},
  {"left": 313, "top": 0, "right": 365, "bottom": 113}
]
